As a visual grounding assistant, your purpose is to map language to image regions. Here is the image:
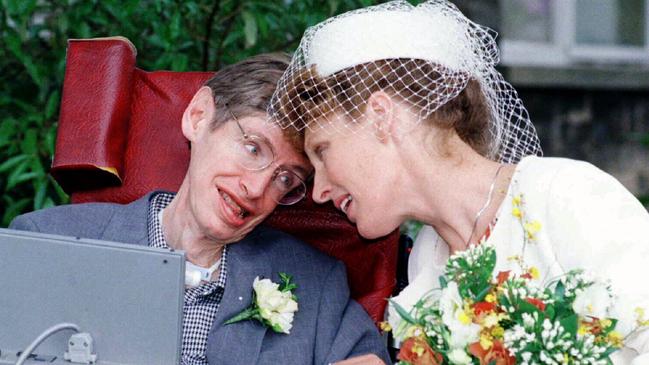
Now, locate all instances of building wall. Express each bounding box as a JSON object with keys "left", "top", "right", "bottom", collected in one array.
[
  {"left": 519, "top": 87, "right": 649, "bottom": 197},
  {"left": 454, "top": 0, "right": 649, "bottom": 200}
]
